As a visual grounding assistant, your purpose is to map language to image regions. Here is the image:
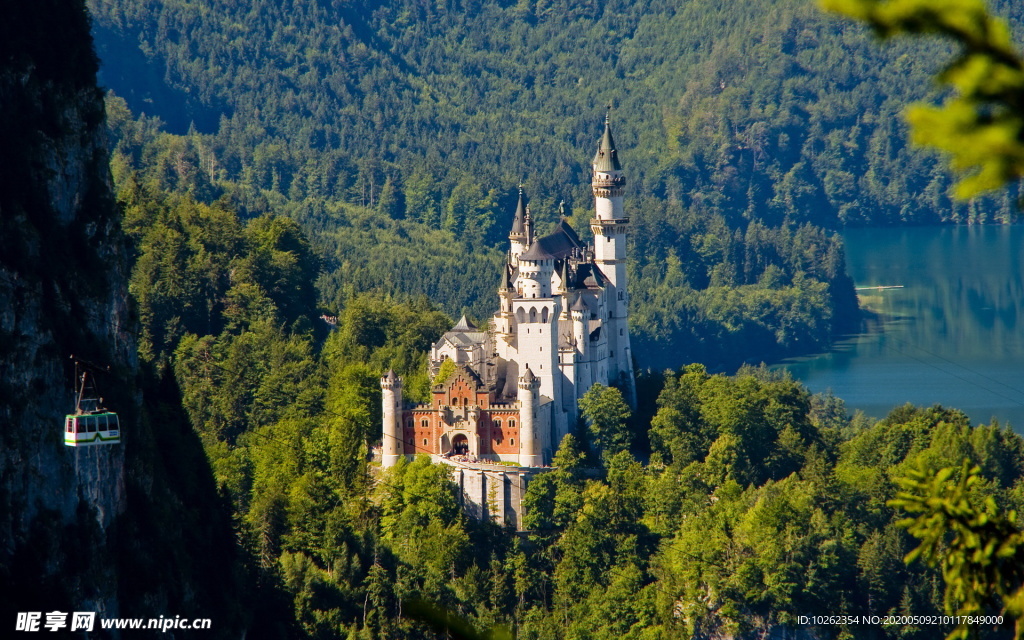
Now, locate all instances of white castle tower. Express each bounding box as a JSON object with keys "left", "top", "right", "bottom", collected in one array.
[
  {"left": 508, "top": 188, "right": 532, "bottom": 266},
  {"left": 380, "top": 370, "right": 403, "bottom": 467},
  {"left": 590, "top": 115, "right": 636, "bottom": 405},
  {"left": 518, "top": 366, "right": 542, "bottom": 467}
]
